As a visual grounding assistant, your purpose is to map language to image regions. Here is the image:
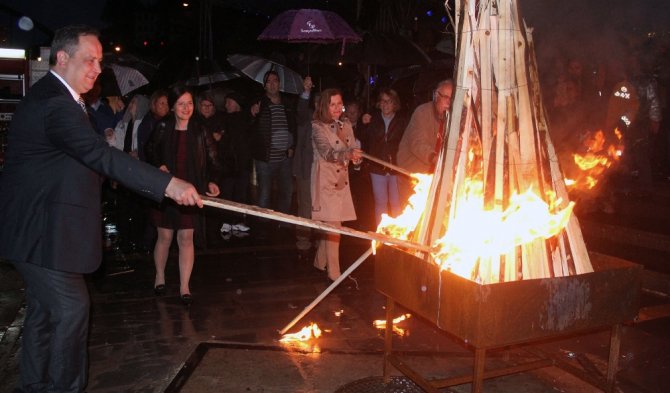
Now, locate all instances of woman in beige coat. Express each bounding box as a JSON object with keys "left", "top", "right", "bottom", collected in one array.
[{"left": 311, "top": 89, "right": 363, "bottom": 281}]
